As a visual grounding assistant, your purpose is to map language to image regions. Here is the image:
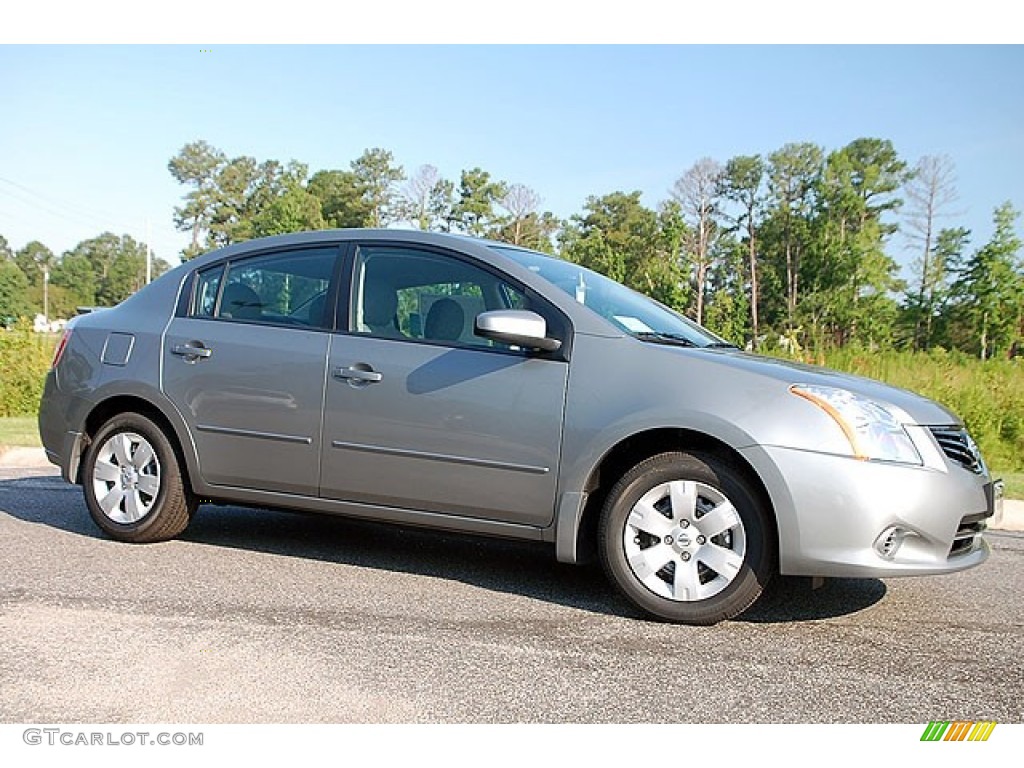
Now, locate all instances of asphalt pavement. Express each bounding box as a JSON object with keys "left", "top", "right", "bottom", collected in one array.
[{"left": 1, "top": 450, "right": 1022, "bottom": 723}]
